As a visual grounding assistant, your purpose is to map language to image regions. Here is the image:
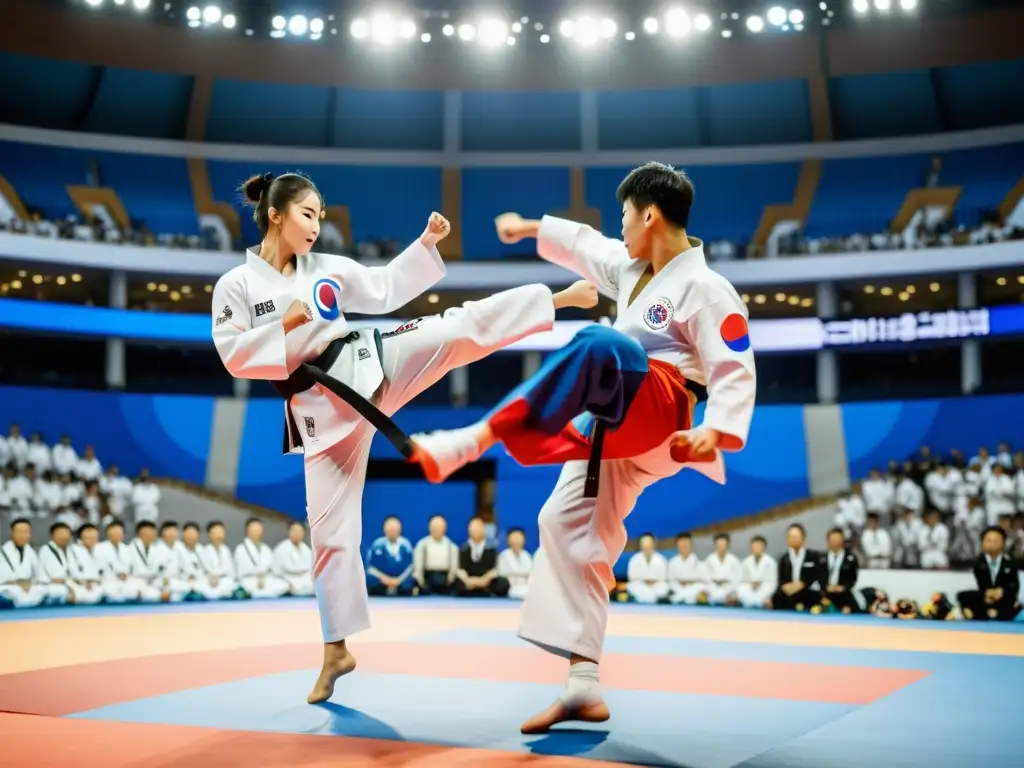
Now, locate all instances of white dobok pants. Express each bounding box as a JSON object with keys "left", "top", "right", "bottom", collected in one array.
[
  {"left": 706, "top": 583, "right": 739, "bottom": 605},
  {"left": 102, "top": 578, "right": 140, "bottom": 603},
  {"left": 282, "top": 573, "right": 316, "bottom": 597},
  {"left": 736, "top": 583, "right": 774, "bottom": 608},
  {"left": 518, "top": 434, "right": 725, "bottom": 663},
  {"left": 626, "top": 581, "right": 669, "bottom": 604},
  {"left": 0, "top": 583, "right": 55, "bottom": 608},
  {"left": 669, "top": 582, "right": 709, "bottom": 605},
  {"left": 241, "top": 575, "right": 290, "bottom": 599},
  {"left": 305, "top": 285, "right": 557, "bottom": 643}
]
